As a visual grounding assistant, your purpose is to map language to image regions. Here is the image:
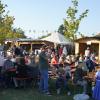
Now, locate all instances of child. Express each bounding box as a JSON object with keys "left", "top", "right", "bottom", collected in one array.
[
  {"left": 73, "top": 62, "right": 87, "bottom": 94},
  {"left": 56, "top": 68, "right": 71, "bottom": 95}
]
